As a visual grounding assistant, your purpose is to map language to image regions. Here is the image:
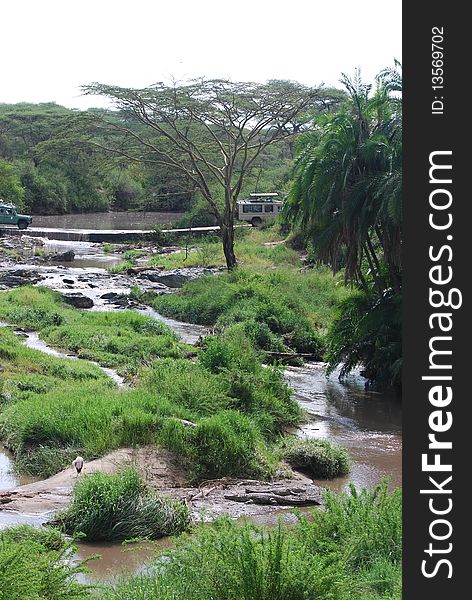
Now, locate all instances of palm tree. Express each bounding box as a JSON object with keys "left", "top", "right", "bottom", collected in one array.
[{"left": 286, "top": 66, "right": 402, "bottom": 294}]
